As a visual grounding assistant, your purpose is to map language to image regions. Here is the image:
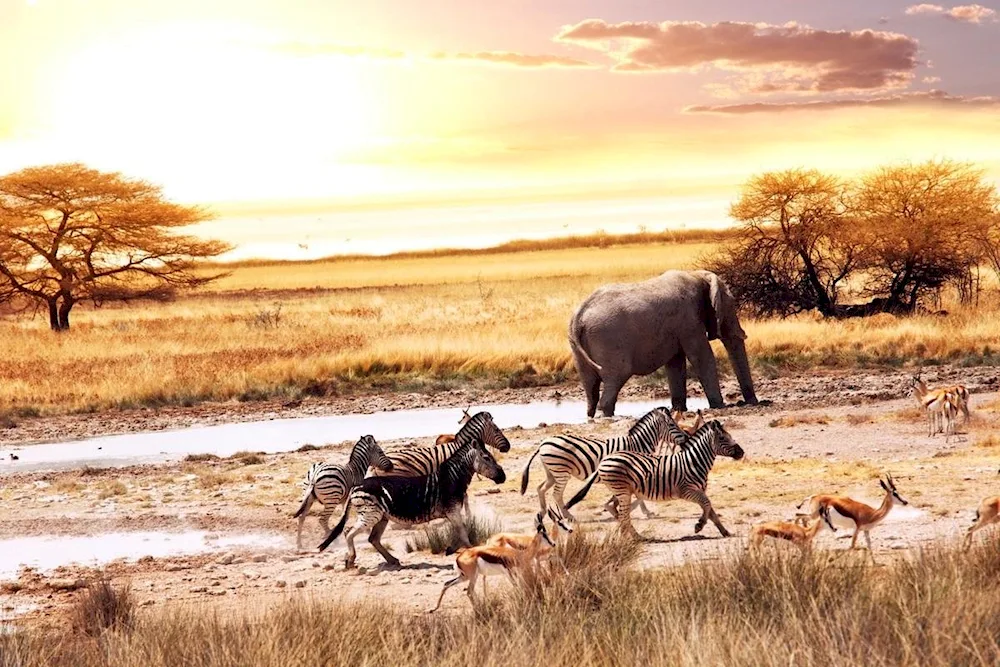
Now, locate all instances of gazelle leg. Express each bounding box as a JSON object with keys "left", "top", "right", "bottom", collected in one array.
[
  {"left": 863, "top": 530, "right": 876, "bottom": 564},
  {"left": 686, "top": 489, "right": 730, "bottom": 537},
  {"left": 368, "top": 516, "right": 400, "bottom": 567},
  {"left": 637, "top": 499, "right": 657, "bottom": 519},
  {"left": 430, "top": 571, "right": 466, "bottom": 612},
  {"left": 849, "top": 528, "right": 860, "bottom": 550}
]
